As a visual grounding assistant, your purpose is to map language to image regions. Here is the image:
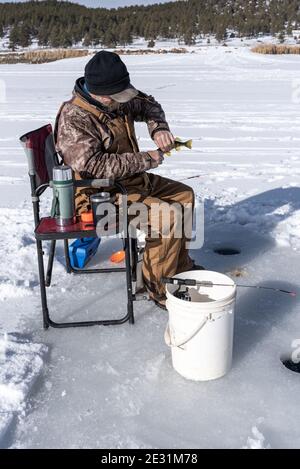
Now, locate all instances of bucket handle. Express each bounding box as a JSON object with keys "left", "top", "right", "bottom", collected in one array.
[{"left": 164, "top": 315, "right": 210, "bottom": 350}]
